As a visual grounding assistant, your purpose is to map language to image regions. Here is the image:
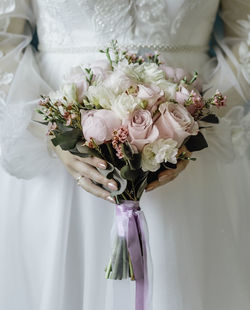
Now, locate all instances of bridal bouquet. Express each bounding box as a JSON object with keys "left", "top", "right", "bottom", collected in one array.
[{"left": 37, "top": 41, "right": 226, "bottom": 309}]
